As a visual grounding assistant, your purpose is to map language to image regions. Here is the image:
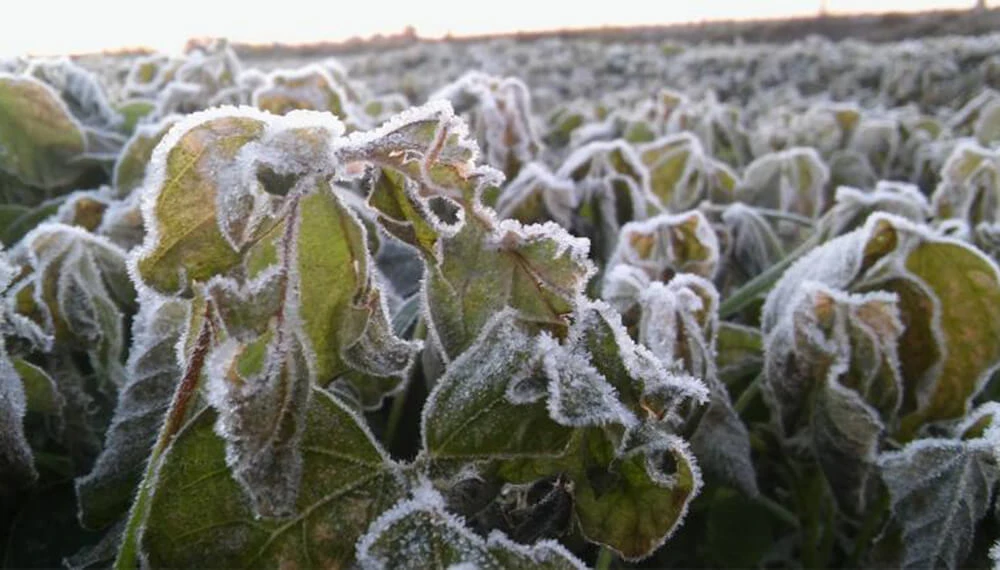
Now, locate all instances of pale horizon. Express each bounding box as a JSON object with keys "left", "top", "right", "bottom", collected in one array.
[{"left": 0, "top": 0, "right": 988, "bottom": 58}]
